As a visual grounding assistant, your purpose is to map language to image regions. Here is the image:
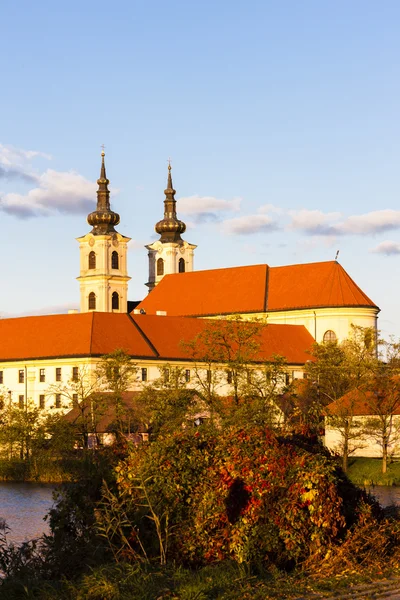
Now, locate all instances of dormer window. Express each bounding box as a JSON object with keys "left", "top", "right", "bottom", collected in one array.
[
  {"left": 88, "top": 292, "right": 96, "bottom": 310},
  {"left": 179, "top": 257, "right": 185, "bottom": 273},
  {"left": 111, "top": 251, "right": 119, "bottom": 269},
  {"left": 112, "top": 291, "right": 119, "bottom": 310},
  {"left": 88, "top": 251, "right": 96, "bottom": 270},
  {"left": 157, "top": 258, "right": 164, "bottom": 276}
]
